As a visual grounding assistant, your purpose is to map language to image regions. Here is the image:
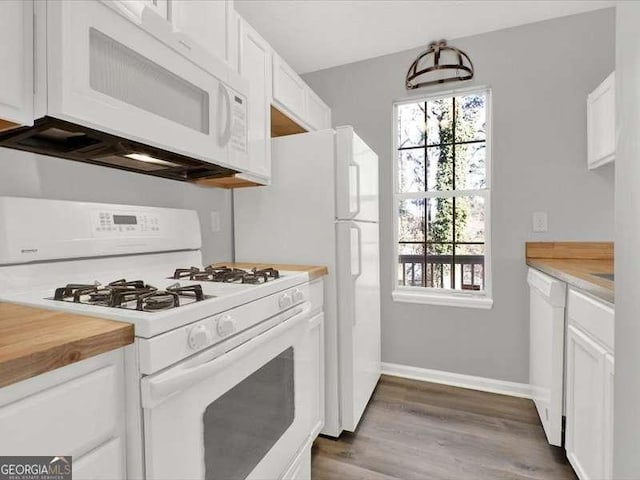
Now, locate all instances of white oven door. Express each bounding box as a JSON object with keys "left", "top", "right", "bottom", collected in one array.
[
  {"left": 46, "top": 0, "right": 233, "bottom": 169},
  {"left": 140, "top": 304, "right": 314, "bottom": 480}
]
